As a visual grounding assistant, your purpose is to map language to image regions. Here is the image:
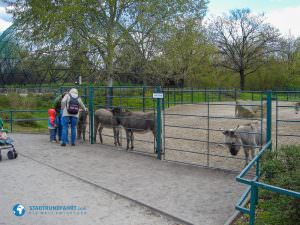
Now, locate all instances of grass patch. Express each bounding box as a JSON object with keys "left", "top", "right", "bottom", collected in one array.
[{"left": 234, "top": 145, "right": 300, "bottom": 225}]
